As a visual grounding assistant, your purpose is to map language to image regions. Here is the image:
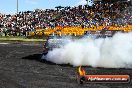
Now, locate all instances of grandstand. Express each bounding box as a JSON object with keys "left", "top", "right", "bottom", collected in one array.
[{"left": 0, "top": 1, "right": 132, "bottom": 38}]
